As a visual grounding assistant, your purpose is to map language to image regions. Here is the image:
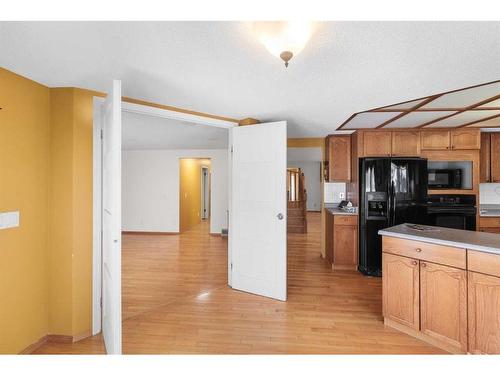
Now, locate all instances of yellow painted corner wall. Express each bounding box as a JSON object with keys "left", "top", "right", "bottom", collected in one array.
[
  {"left": 48, "top": 88, "right": 75, "bottom": 335},
  {"left": 0, "top": 68, "right": 96, "bottom": 352},
  {"left": 71, "top": 88, "right": 95, "bottom": 337},
  {"left": 179, "top": 159, "right": 211, "bottom": 232},
  {"left": 0, "top": 68, "right": 50, "bottom": 353},
  {"left": 48, "top": 87, "right": 95, "bottom": 337}
]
